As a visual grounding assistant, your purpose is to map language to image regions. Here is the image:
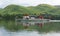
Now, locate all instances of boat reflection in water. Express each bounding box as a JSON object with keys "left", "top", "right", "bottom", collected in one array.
[
  {"left": 15, "top": 18, "right": 50, "bottom": 29},
  {"left": 0, "top": 20, "right": 60, "bottom": 36}
]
